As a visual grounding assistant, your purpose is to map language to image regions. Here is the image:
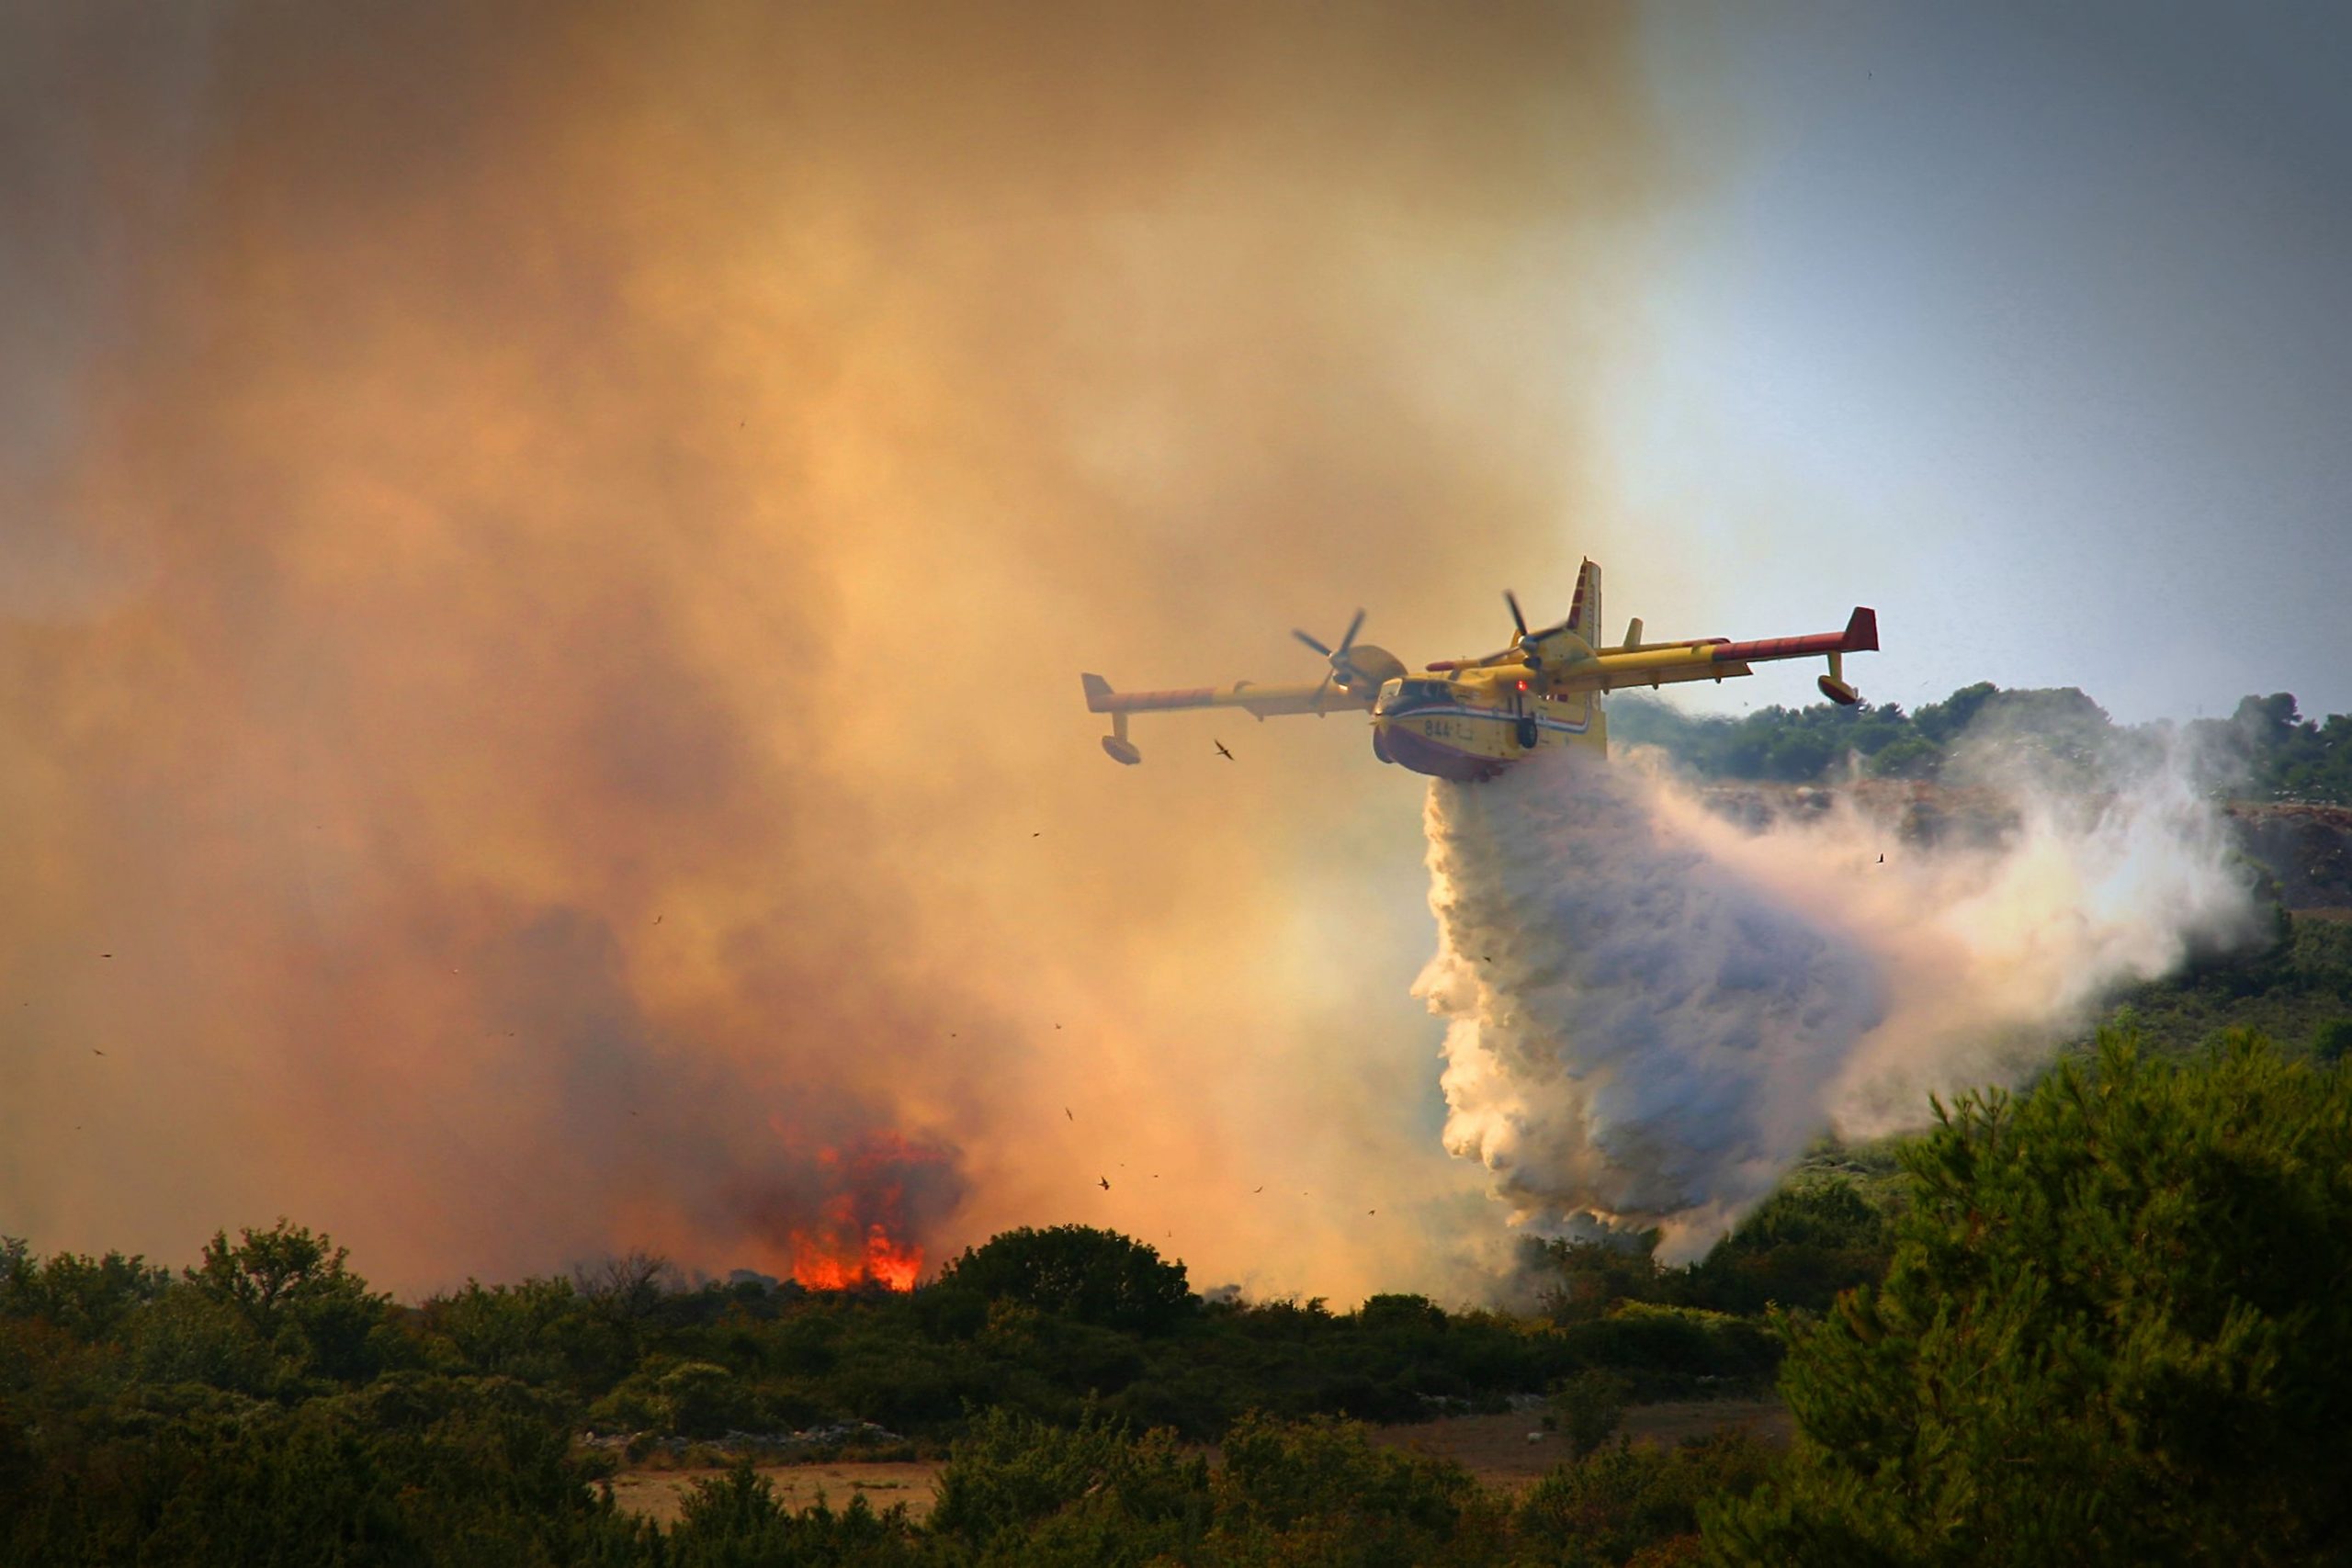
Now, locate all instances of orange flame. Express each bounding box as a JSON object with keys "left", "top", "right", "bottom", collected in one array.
[
  {"left": 769, "top": 1133, "right": 950, "bottom": 1292},
  {"left": 789, "top": 1223, "right": 923, "bottom": 1292}
]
